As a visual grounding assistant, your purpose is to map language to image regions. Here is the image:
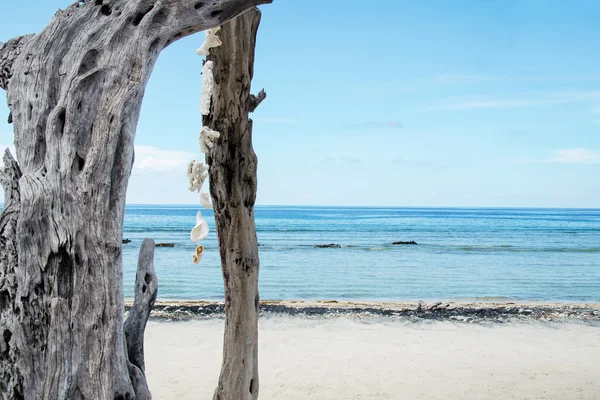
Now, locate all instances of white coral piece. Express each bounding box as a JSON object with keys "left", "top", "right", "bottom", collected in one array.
[
  {"left": 192, "top": 245, "right": 204, "bottom": 264},
  {"left": 200, "top": 60, "right": 215, "bottom": 115},
  {"left": 187, "top": 160, "right": 209, "bottom": 193},
  {"left": 196, "top": 27, "right": 222, "bottom": 56},
  {"left": 199, "top": 126, "right": 220, "bottom": 153},
  {"left": 191, "top": 211, "right": 209, "bottom": 242},
  {"left": 200, "top": 192, "right": 213, "bottom": 209}
]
